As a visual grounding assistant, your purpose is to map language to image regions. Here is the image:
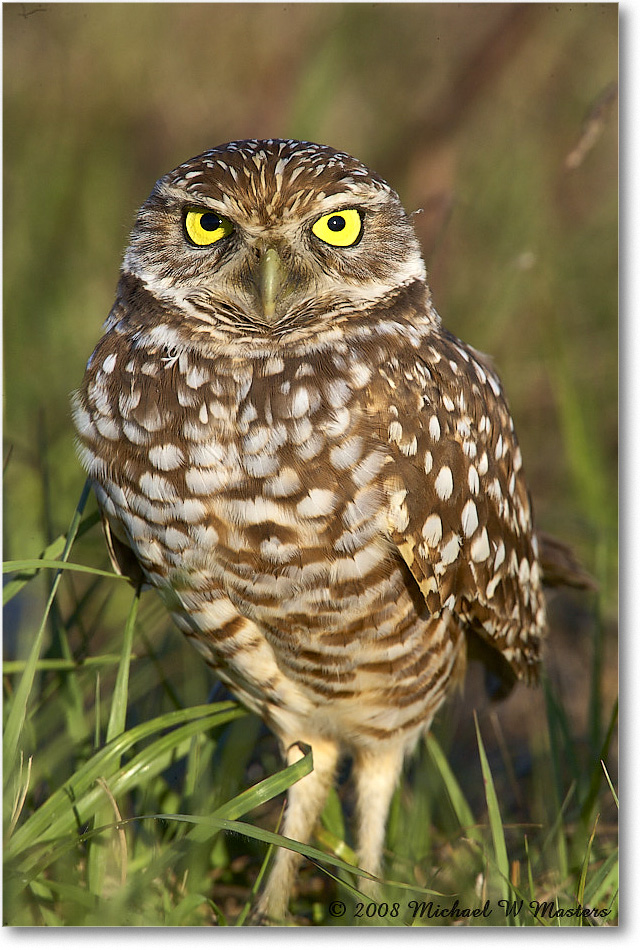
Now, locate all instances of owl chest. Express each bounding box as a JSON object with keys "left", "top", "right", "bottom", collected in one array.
[{"left": 114, "top": 362, "right": 393, "bottom": 615}]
